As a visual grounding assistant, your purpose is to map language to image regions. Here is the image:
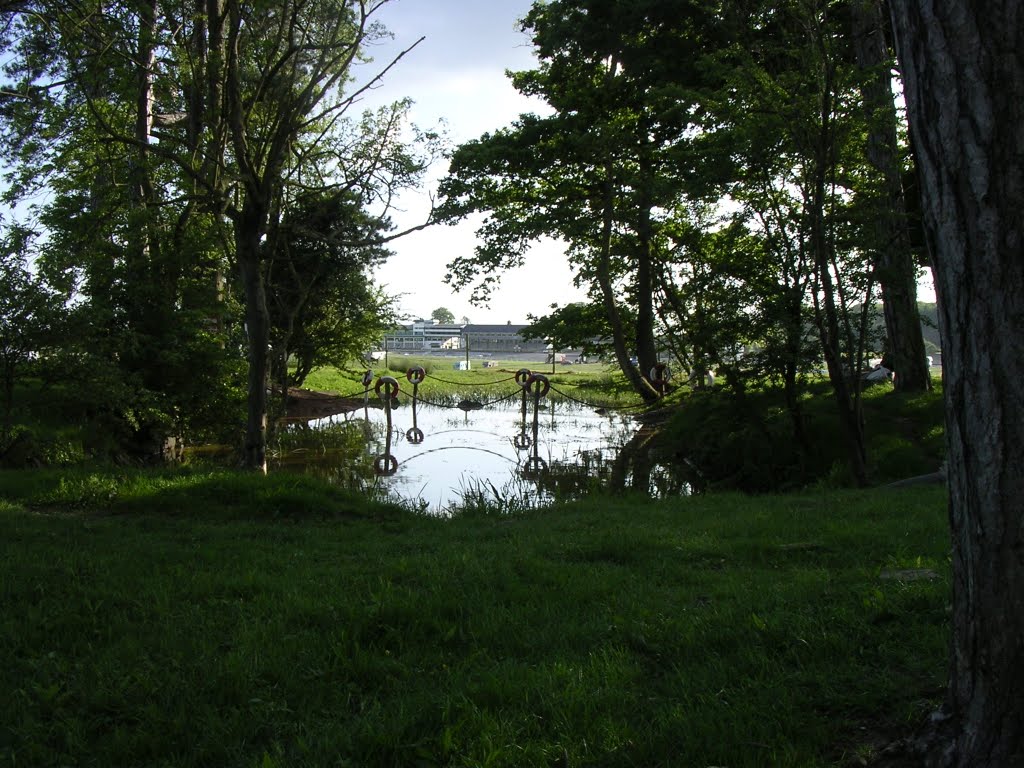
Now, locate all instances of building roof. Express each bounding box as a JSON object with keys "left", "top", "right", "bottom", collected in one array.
[
  {"left": 463, "top": 324, "right": 529, "bottom": 334},
  {"left": 387, "top": 323, "right": 532, "bottom": 337}
]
